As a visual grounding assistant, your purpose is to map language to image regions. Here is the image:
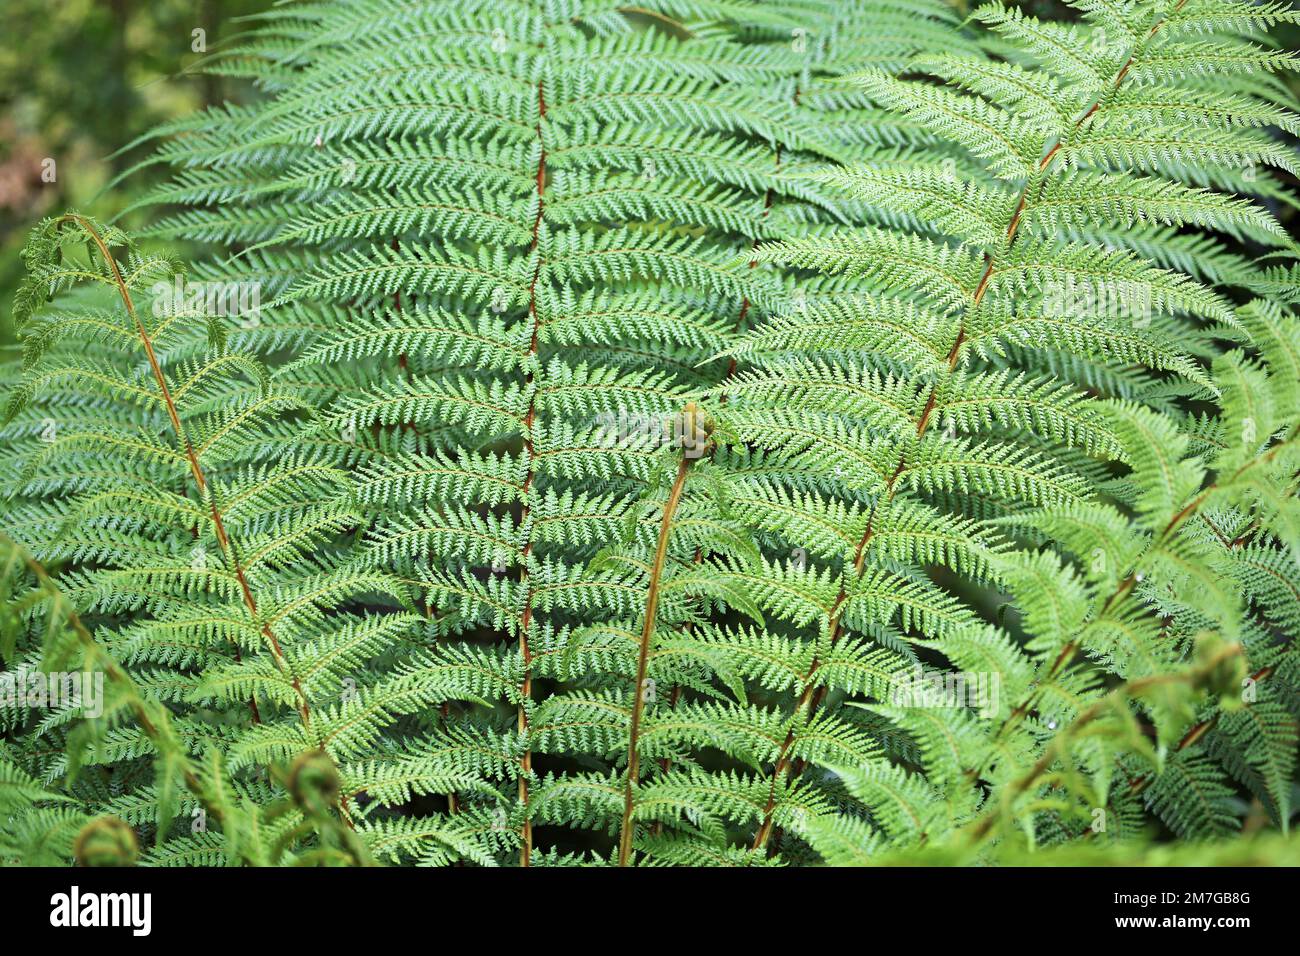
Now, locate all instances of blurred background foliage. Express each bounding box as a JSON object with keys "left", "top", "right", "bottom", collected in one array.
[{"left": 0, "top": 0, "right": 264, "bottom": 346}]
